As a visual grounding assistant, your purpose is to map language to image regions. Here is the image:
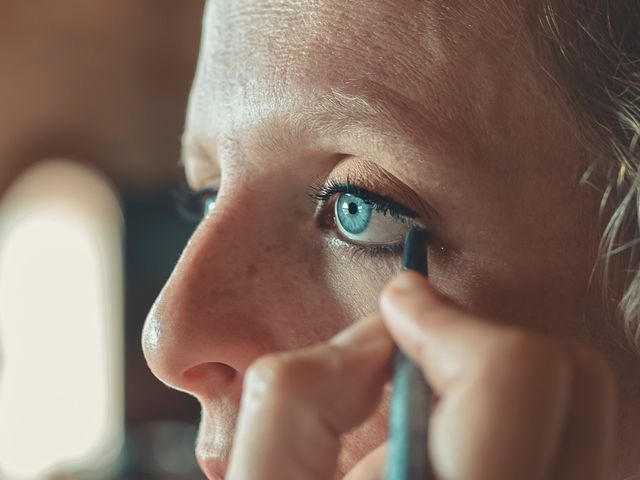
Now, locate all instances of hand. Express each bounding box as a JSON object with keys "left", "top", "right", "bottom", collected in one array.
[{"left": 226, "top": 271, "right": 617, "bottom": 480}]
